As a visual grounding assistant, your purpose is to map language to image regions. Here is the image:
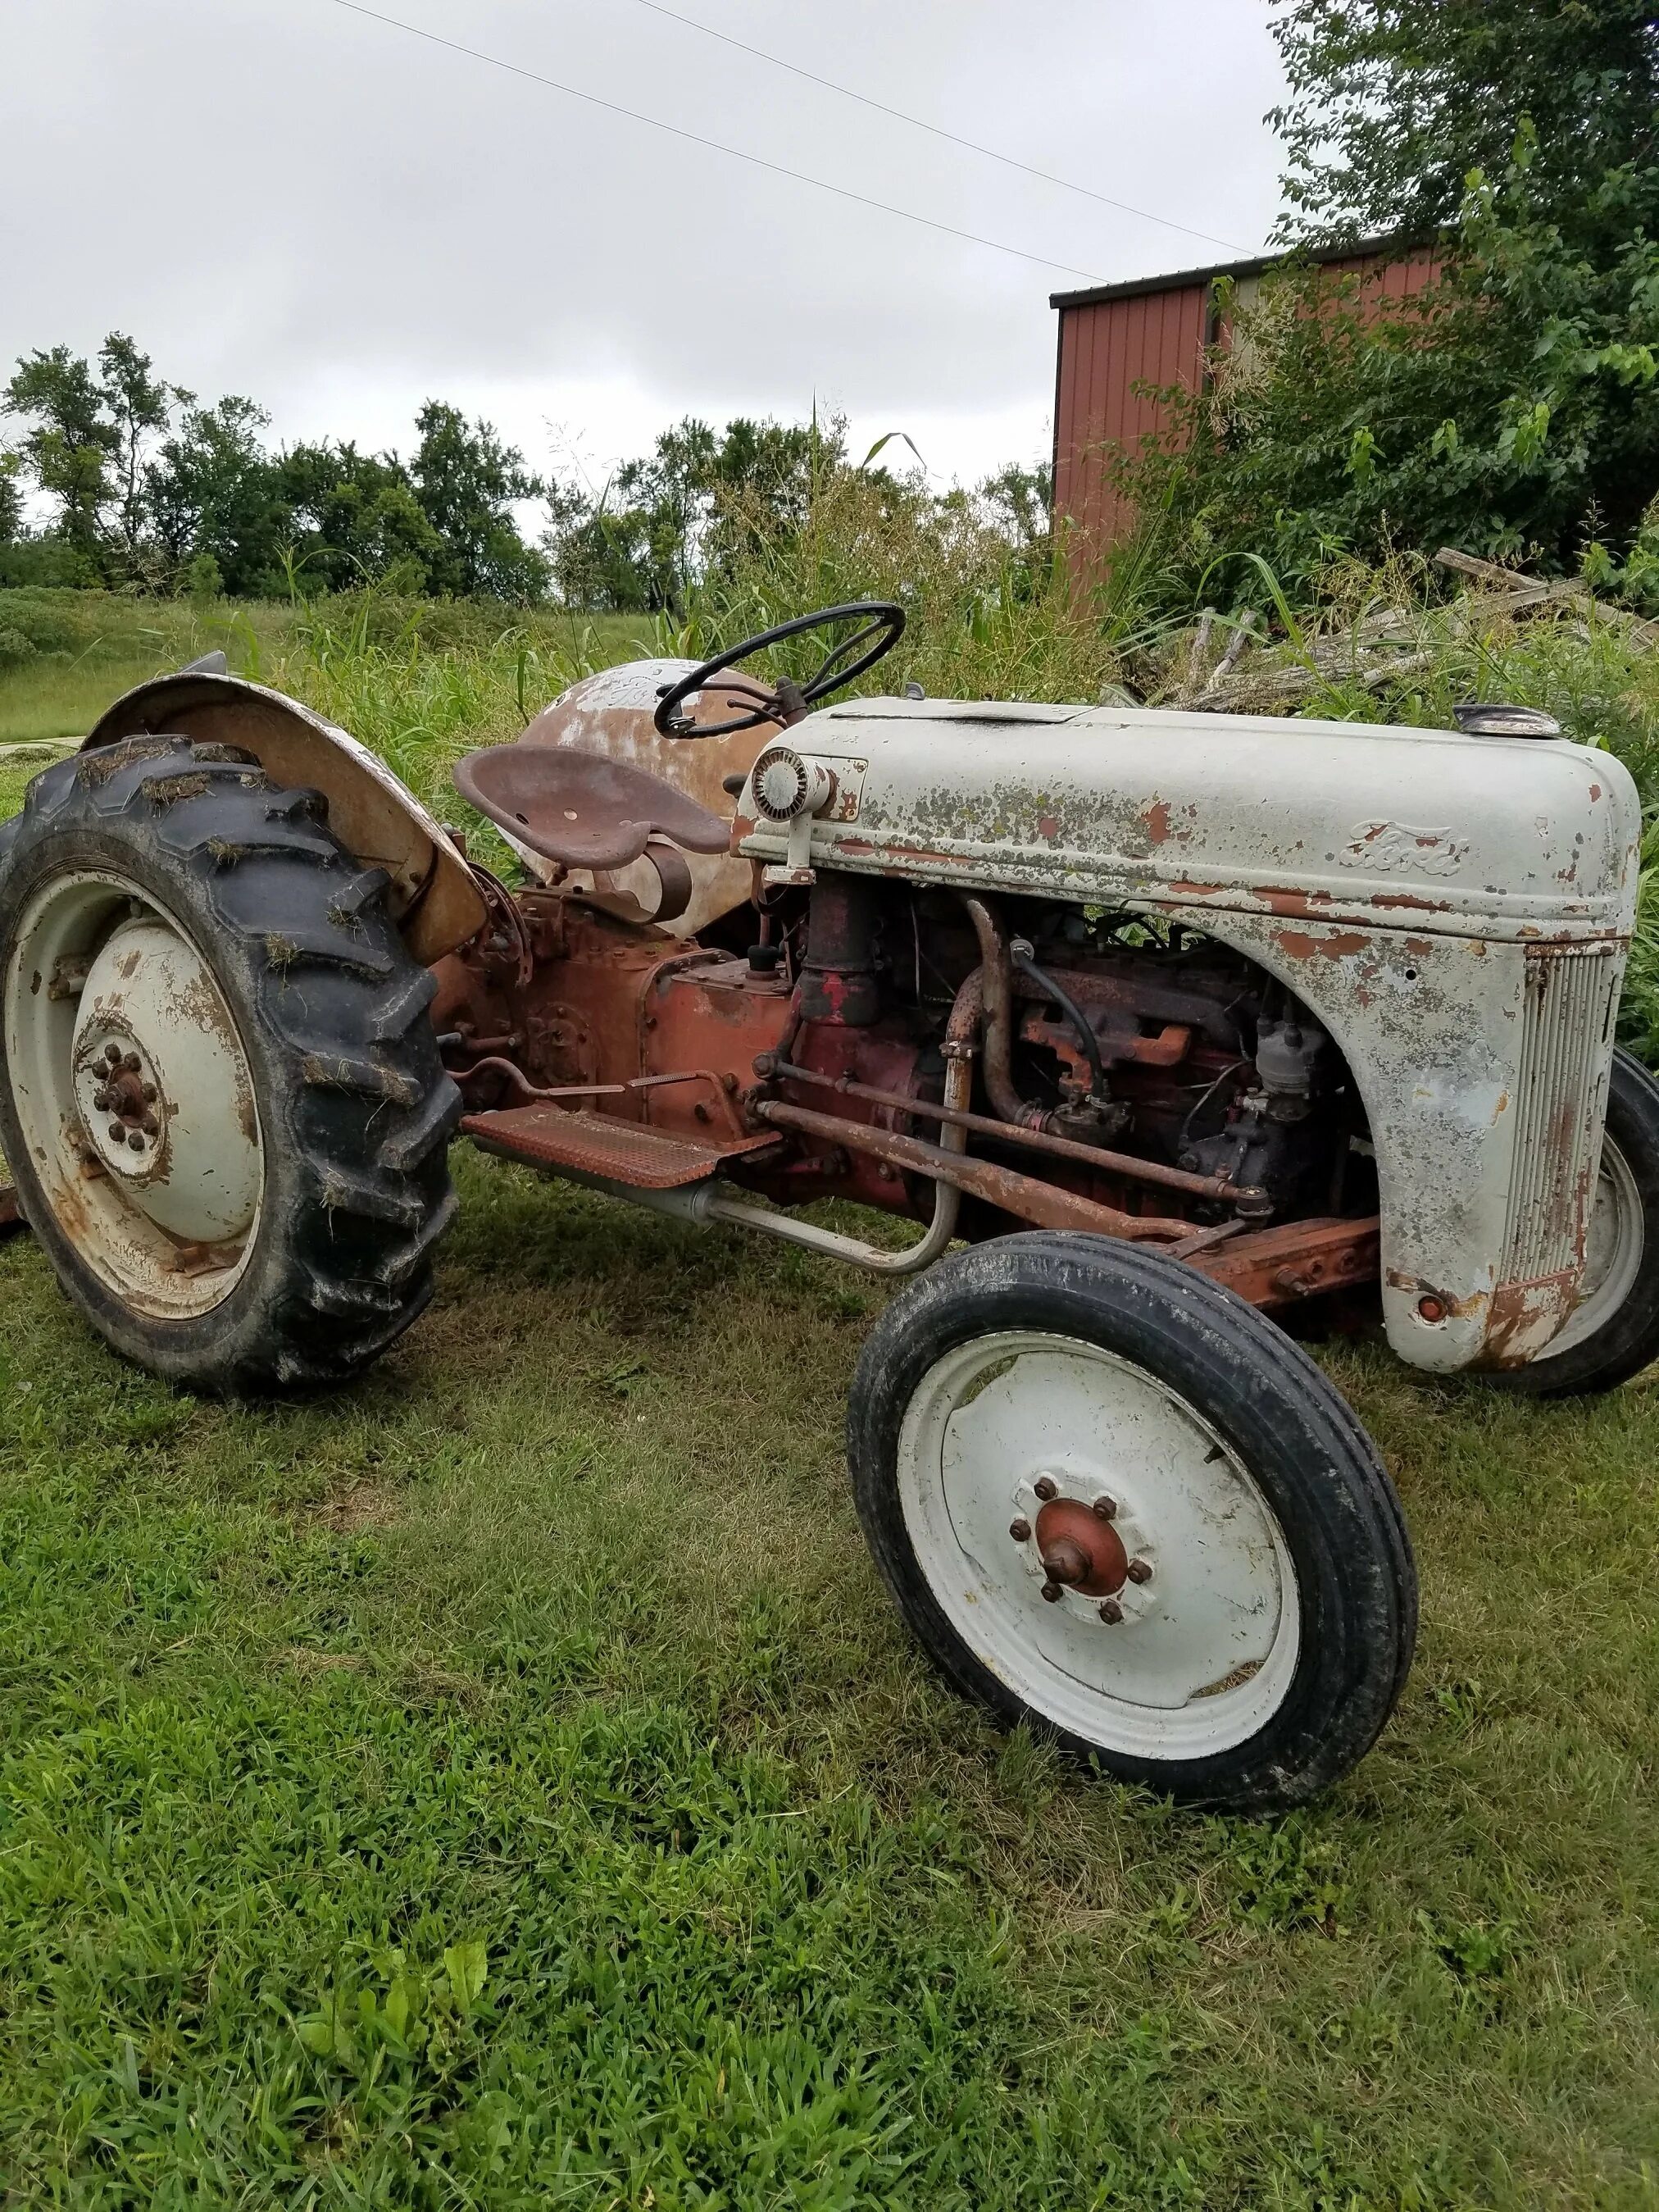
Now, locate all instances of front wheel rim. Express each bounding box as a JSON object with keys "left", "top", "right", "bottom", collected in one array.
[
  {"left": 1540, "top": 1135, "right": 1644, "bottom": 1361},
  {"left": 4, "top": 869, "right": 264, "bottom": 1319},
  {"left": 895, "top": 1330, "right": 1301, "bottom": 1760}
]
